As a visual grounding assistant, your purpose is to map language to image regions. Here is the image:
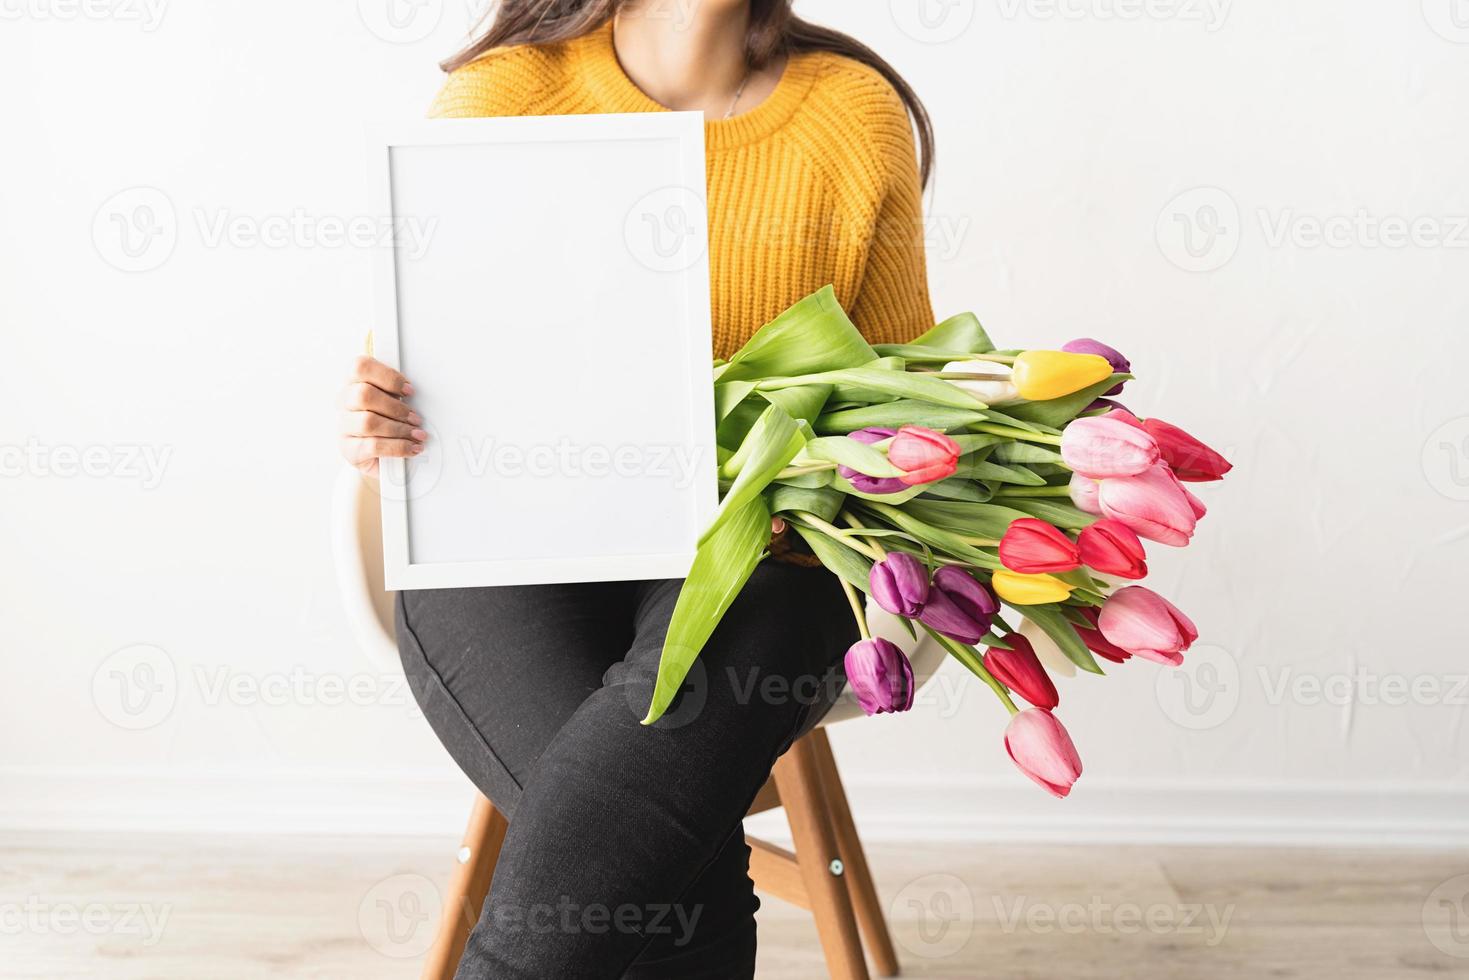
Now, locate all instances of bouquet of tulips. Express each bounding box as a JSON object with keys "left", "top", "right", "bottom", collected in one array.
[{"left": 644, "top": 287, "right": 1231, "bottom": 798}]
